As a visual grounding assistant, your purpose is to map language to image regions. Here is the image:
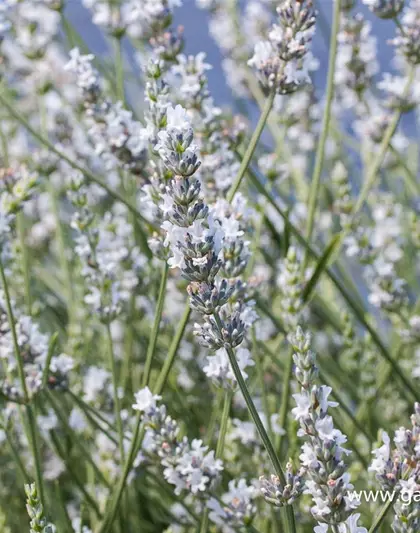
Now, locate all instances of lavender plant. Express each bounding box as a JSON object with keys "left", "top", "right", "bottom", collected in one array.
[{"left": 0, "top": 0, "right": 419, "bottom": 532}]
